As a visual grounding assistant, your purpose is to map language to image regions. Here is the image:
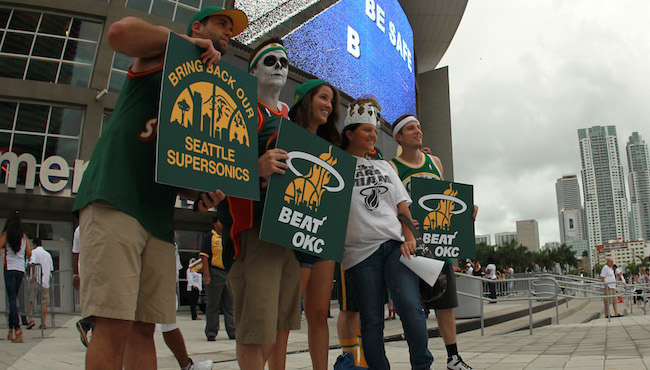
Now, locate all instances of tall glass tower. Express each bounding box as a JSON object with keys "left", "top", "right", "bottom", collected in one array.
[
  {"left": 578, "top": 126, "right": 629, "bottom": 260},
  {"left": 555, "top": 175, "right": 585, "bottom": 244},
  {"left": 626, "top": 132, "right": 650, "bottom": 241}
]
